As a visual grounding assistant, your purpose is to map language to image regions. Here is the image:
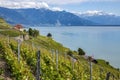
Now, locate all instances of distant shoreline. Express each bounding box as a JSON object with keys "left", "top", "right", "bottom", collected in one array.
[{"left": 24, "top": 25, "right": 120, "bottom": 28}]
